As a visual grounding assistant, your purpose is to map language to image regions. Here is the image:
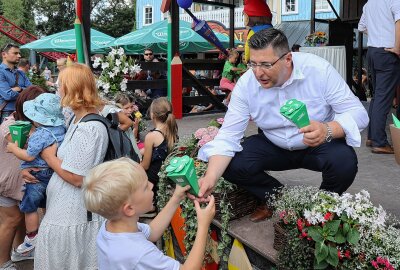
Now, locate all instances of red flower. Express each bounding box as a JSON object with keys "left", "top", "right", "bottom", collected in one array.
[
  {"left": 301, "top": 231, "right": 308, "bottom": 238},
  {"left": 297, "top": 218, "right": 303, "bottom": 231},
  {"left": 337, "top": 250, "right": 343, "bottom": 260},
  {"left": 344, "top": 250, "right": 351, "bottom": 259},
  {"left": 324, "top": 212, "right": 333, "bottom": 221}
]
